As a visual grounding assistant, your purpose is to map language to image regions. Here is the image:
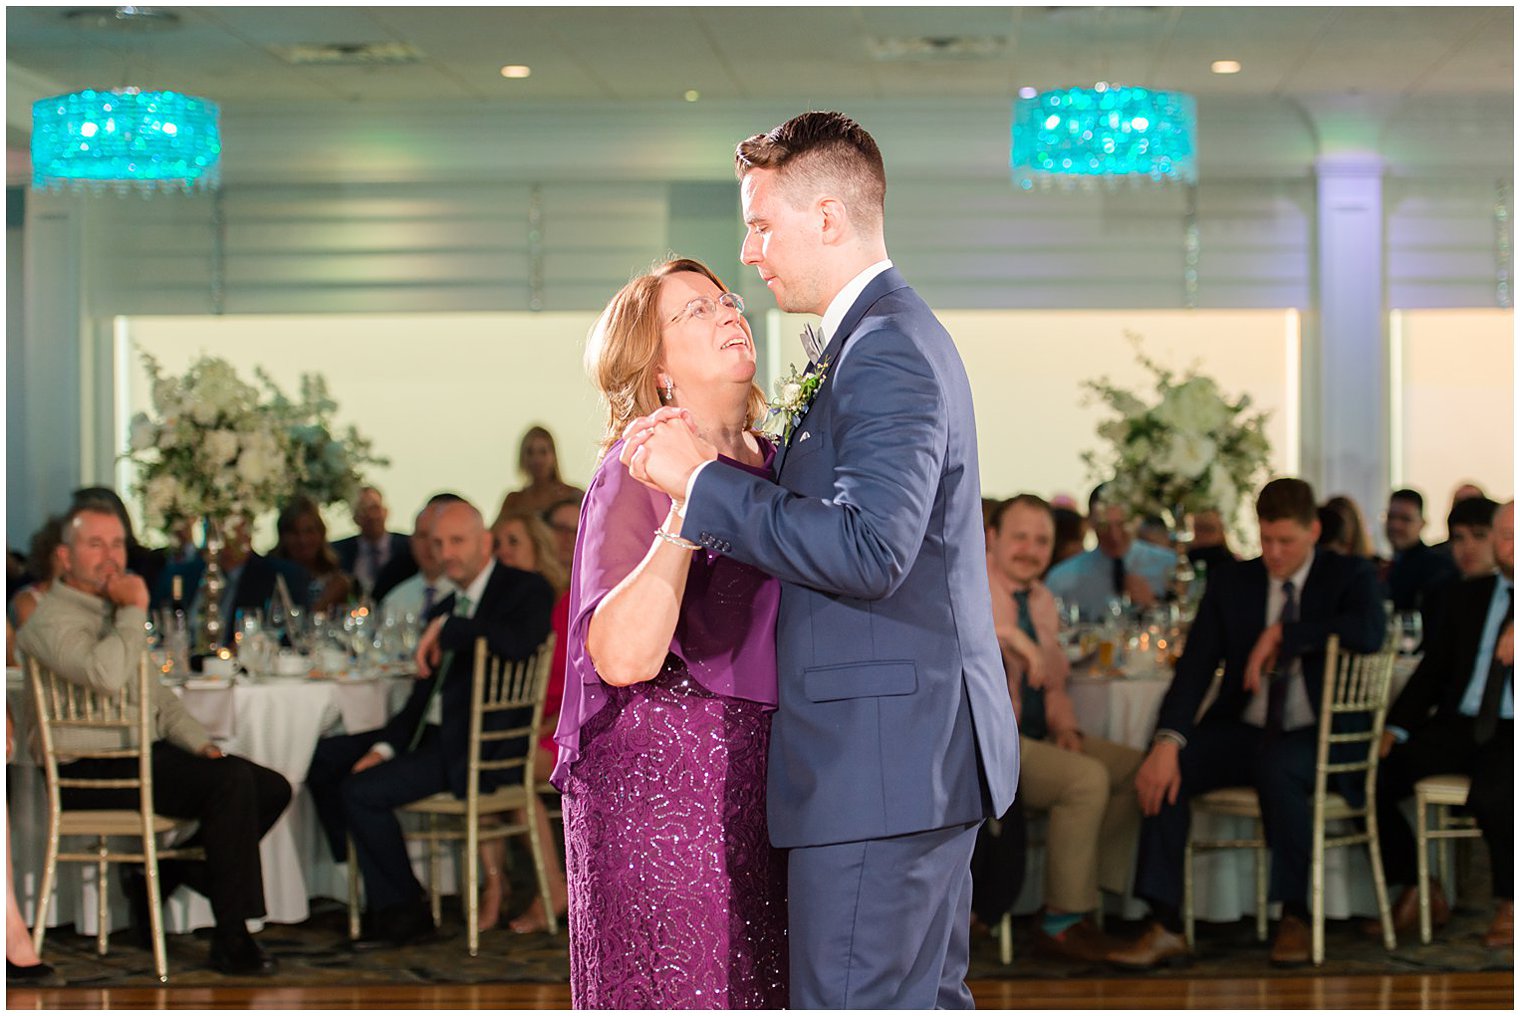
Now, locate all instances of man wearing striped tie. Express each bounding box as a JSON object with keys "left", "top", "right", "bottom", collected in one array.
[{"left": 307, "top": 498, "right": 554, "bottom": 949}]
